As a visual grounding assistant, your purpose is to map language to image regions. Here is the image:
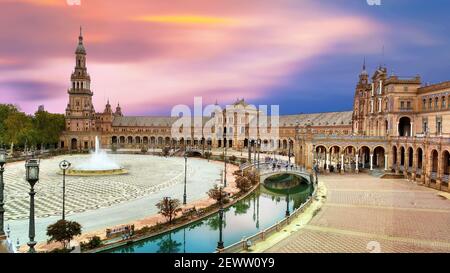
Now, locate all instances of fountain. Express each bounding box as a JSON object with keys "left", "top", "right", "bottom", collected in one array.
[{"left": 66, "top": 136, "right": 127, "bottom": 176}]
